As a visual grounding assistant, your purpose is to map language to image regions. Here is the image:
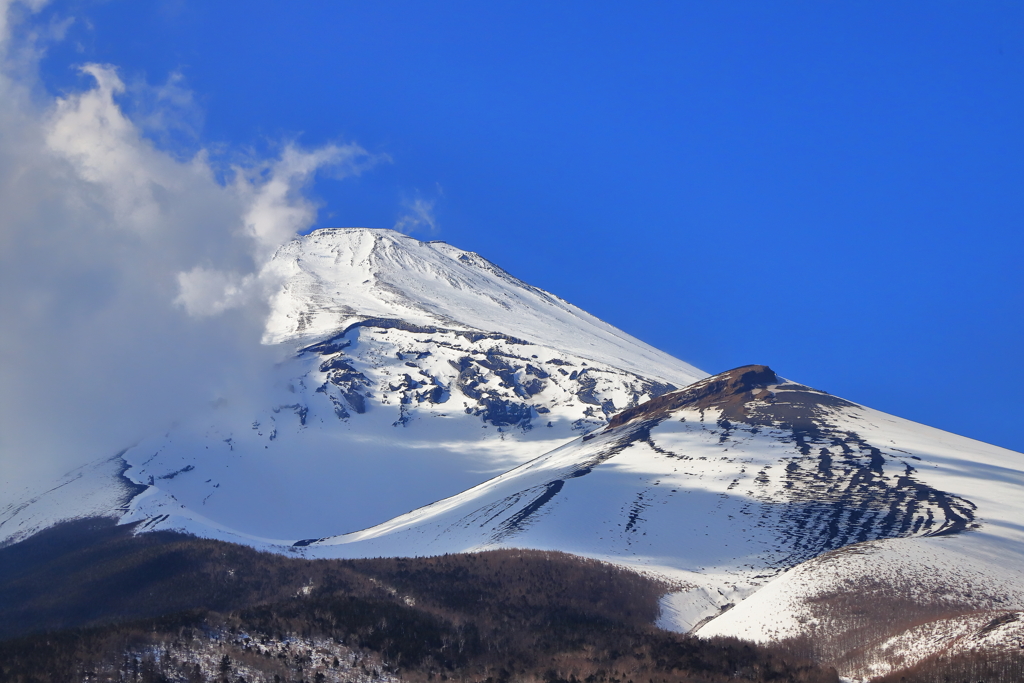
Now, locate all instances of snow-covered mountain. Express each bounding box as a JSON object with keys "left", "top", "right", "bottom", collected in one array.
[{"left": 2, "top": 228, "right": 1023, "bottom": 679}]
